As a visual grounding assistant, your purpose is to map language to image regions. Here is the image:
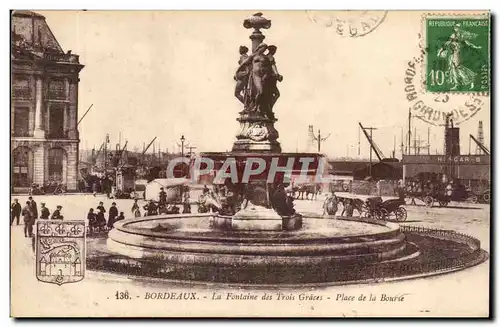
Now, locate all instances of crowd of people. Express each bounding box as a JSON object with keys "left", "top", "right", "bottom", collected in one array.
[
  {"left": 12, "top": 186, "right": 368, "bottom": 239},
  {"left": 87, "top": 201, "right": 125, "bottom": 234},
  {"left": 11, "top": 197, "right": 64, "bottom": 237}
]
